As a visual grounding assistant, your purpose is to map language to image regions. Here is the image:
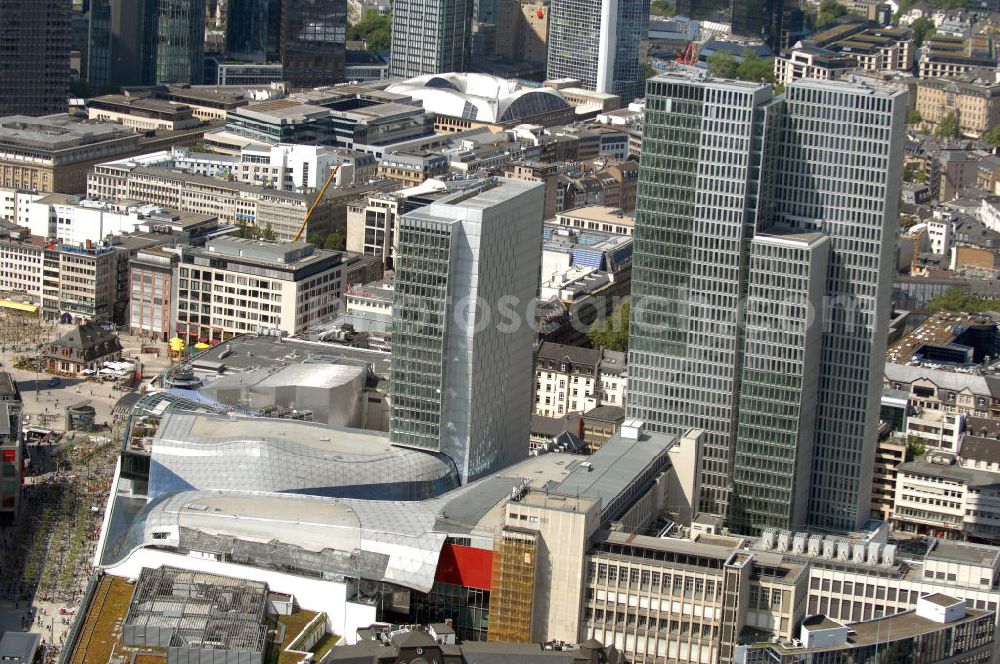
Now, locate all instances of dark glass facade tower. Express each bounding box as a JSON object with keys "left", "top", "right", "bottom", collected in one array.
[
  {"left": 281, "top": 0, "right": 347, "bottom": 87},
  {"left": 226, "top": 0, "right": 271, "bottom": 62},
  {"left": 0, "top": 0, "right": 71, "bottom": 116},
  {"left": 731, "top": 0, "right": 784, "bottom": 52},
  {"left": 156, "top": 0, "right": 206, "bottom": 84},
  {"left": 87, "top": 0, "right": 112, "bottom": 91},
  {"left": 110, "top": 0, "right": 158, "bottom": 87}
]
